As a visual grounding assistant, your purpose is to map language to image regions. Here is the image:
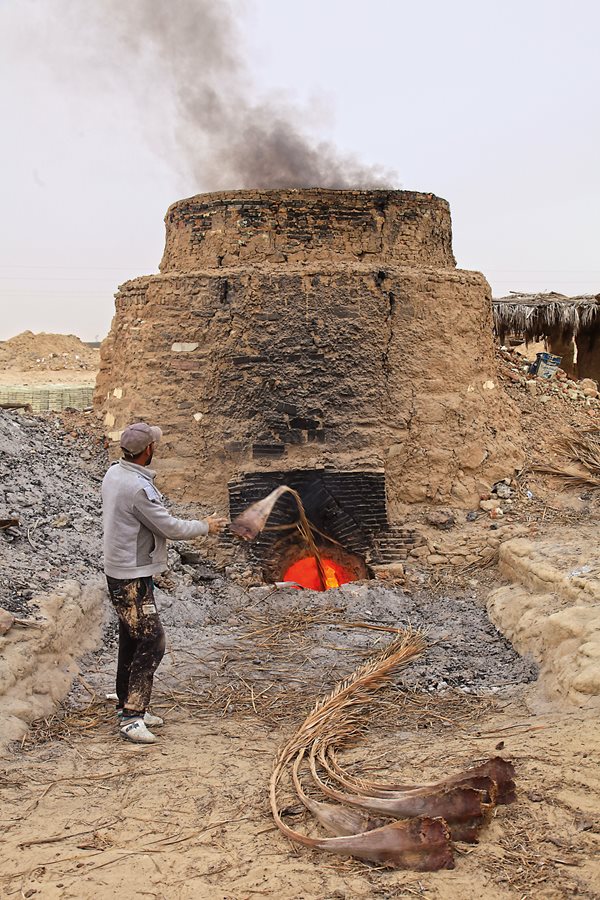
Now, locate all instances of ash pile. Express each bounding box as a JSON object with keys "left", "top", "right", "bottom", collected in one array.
[
  {"left": 87, "top": 554, "right": 538, "bottom": 723},
  {"left": 0, "top": 409, "right": 106, "bottom": 614}
]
